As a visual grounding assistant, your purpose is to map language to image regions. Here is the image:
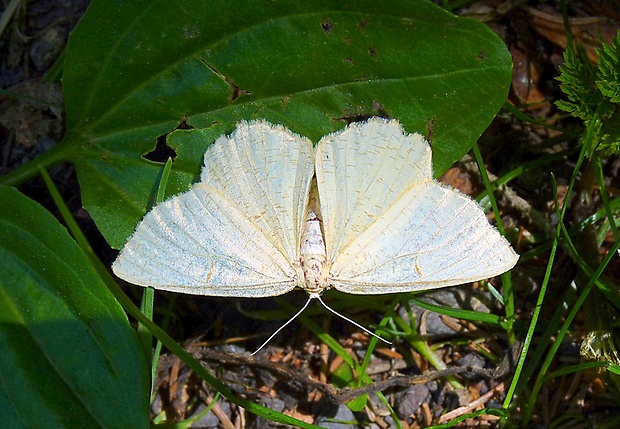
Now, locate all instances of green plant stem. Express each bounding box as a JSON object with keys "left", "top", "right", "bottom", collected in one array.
[
  {"left": 472, "top": 142, "right": 515, "bottom": 344},
  {"left": 1, "top": 141, "right": 71, "bottom": 186},
  {"left": 502, "top": 211, "right": 559, "bottom": 412},
  {"left": 394, "top": 304, "right": 464, "bottom": 390},
  {"left": 138, "top": 157, "right": 173, "bottom": 398},
  {"left": 593, "top": 153, "right": 620, "bottom": 241}
]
